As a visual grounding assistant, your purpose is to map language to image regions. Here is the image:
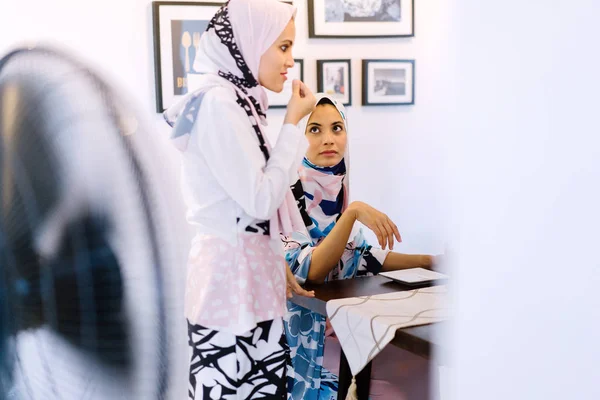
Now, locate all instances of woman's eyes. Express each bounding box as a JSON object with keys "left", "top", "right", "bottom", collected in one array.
[
  {"left": 309, "top": 125, "right": 344, "bottom": 134},
  {"left": 280, "top": 45, "right": 289, "bottom": 52}
]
